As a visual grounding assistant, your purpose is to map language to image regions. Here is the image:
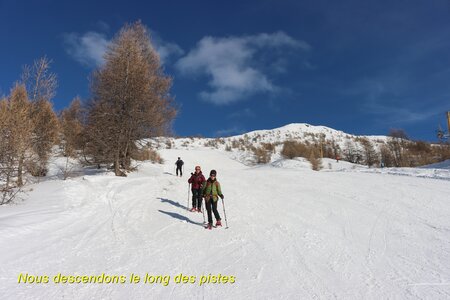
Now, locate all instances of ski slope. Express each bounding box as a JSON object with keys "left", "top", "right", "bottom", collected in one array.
[{"left": 1, "top": 149, "right": 450, "bottom": 299}]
